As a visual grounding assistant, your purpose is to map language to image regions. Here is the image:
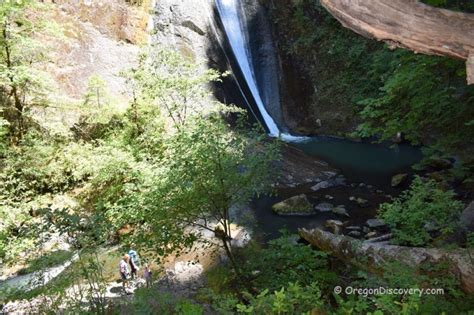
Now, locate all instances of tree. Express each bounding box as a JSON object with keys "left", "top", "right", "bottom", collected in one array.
[
  {"left": 0, "top": 0, "right": 54, "bottom": 142},
  {"left": 123, "top": 49, "right": 280, "bottom": 281},
  {"left": 83, "top": 75, "right": 109, "bottom": 109},
  {"left": 163, "top": 112, "right": 279, "bottom": 278},
  {"left": 128, "top": 48, "right": 222, "bottom": 130},
  {"left": 77, "top": 49, "right": 280, "bottom": 283}
]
